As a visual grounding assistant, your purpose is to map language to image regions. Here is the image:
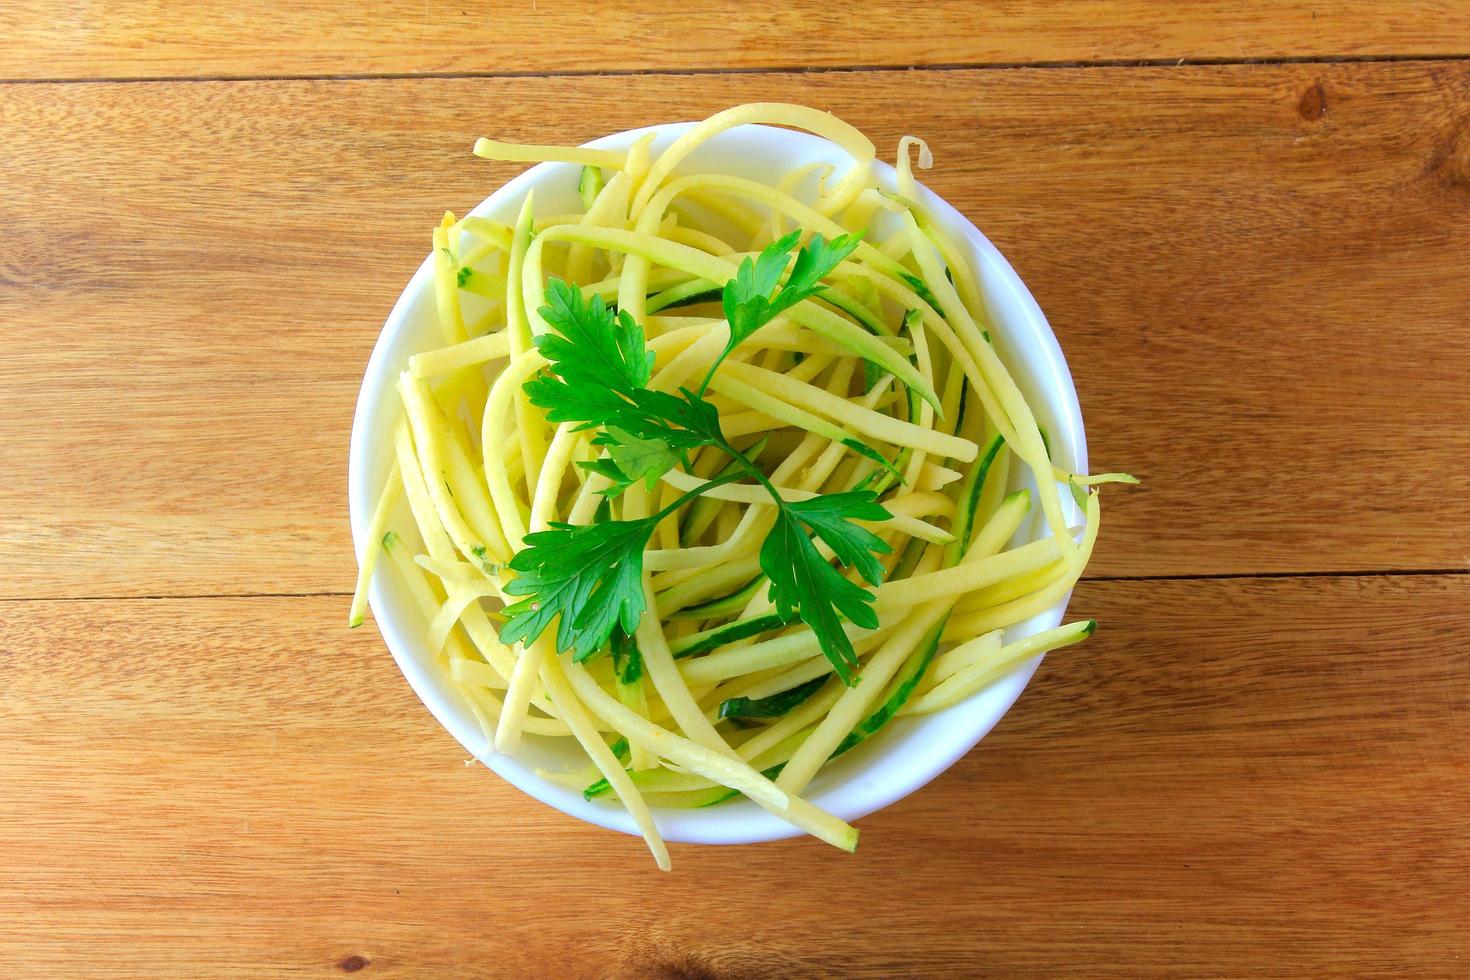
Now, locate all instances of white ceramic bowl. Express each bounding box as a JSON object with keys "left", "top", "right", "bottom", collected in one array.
[{"left": 349, "top": 121, "right": 1087, "bottom": 845}]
